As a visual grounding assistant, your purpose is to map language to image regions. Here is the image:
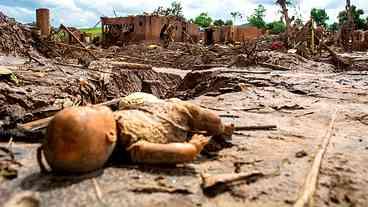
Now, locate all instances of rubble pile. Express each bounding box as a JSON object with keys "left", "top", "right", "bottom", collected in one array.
[
  {"left": 0, "top": 12, "right": 32, "bottom": 56},
  {"left": 111, "top": 41, "right": 339, "bottom": 73},
  {"left": 109, "top": 41, "right": 267, "bottom": 70}
]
